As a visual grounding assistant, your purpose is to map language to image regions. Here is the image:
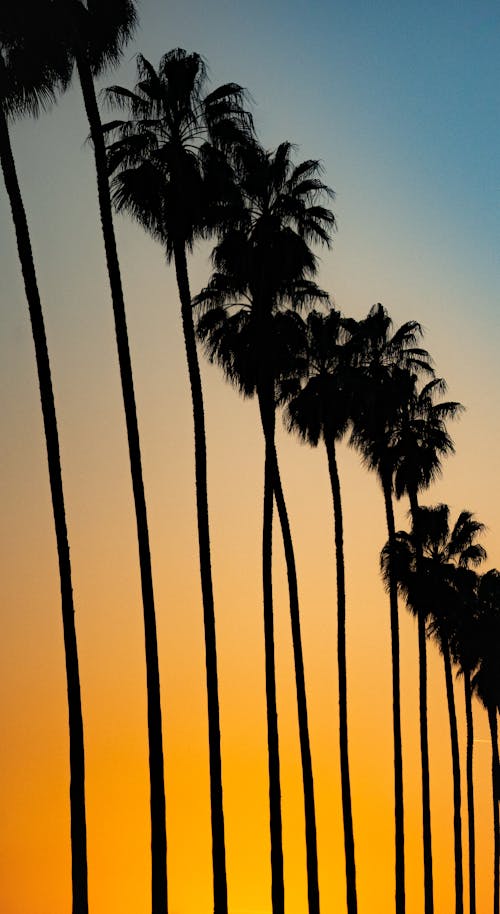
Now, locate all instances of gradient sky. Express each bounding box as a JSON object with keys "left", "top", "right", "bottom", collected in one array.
[{"left": 1, "top": 2, "right": 499, "bottom": 913}]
